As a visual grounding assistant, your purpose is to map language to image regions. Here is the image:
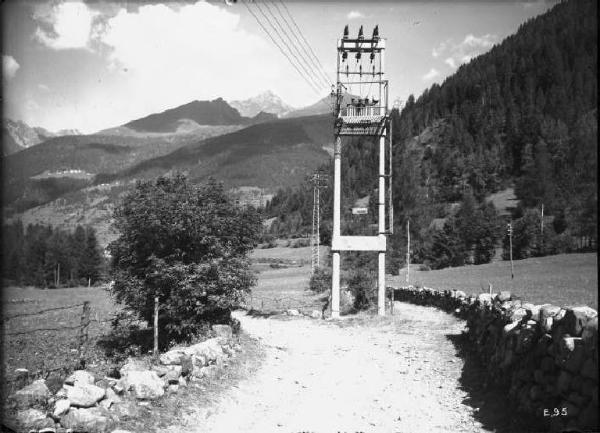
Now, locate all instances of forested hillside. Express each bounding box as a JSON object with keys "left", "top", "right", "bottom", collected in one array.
[{"left": 265, "top": 0, "right": 597, "bottom": 268}]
